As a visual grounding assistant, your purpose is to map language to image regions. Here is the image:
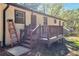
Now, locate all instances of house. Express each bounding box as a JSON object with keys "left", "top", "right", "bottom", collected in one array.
[{"left": 0, "top": 3, "right": 64, "bottom": 47}]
